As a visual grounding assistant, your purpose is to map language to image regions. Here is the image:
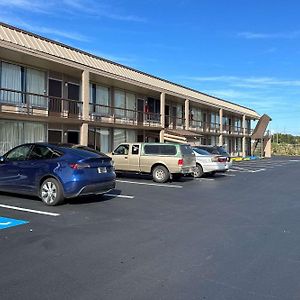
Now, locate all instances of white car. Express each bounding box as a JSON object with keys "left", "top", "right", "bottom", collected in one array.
[{"left": 192, "top": 147, "right": 229, "bottom": 177}]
